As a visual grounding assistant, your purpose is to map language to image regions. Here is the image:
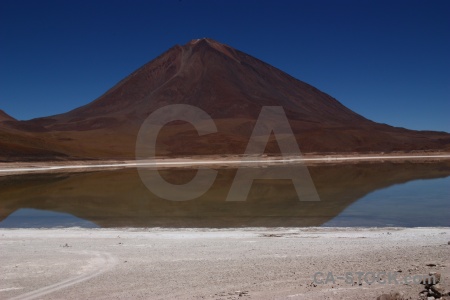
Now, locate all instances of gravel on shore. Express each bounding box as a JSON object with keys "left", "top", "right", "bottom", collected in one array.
[{"left": 1, "top": 227, "right": 449, "bottom": 299}]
